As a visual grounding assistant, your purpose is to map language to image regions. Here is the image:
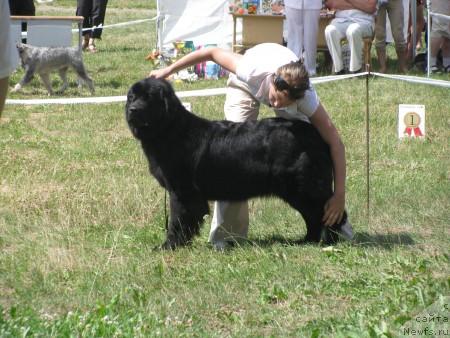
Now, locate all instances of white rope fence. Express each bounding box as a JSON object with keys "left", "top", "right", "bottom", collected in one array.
[
  {"left": 6, "top": 72, "right": 449, "bottom": 105},
  {"left": 370, "top": 72, "right": 450, "bottom": 88},
  {"left": 19, "top": 17, "right": 158, "bottom": 39},
  {"left": 73, "top": 17, "right": 158, "bottom": 34}
]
